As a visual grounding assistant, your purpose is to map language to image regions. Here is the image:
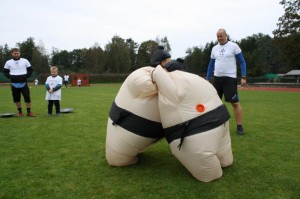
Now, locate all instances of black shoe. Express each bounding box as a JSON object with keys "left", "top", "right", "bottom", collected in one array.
[{"left": 237, "top": 125, "right": 244, "bottom": 135}]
